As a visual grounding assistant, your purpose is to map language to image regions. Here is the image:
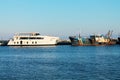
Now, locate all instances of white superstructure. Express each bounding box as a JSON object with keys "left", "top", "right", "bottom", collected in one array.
[
  {"left": 8, "top": 32, "right": 59, "bottom": 46},
  {"left": 94, "top": 35, "right": 109, "bottom": 43},
  {"left": 90, "top": 35, "right": 110, "bottom": 43}
]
